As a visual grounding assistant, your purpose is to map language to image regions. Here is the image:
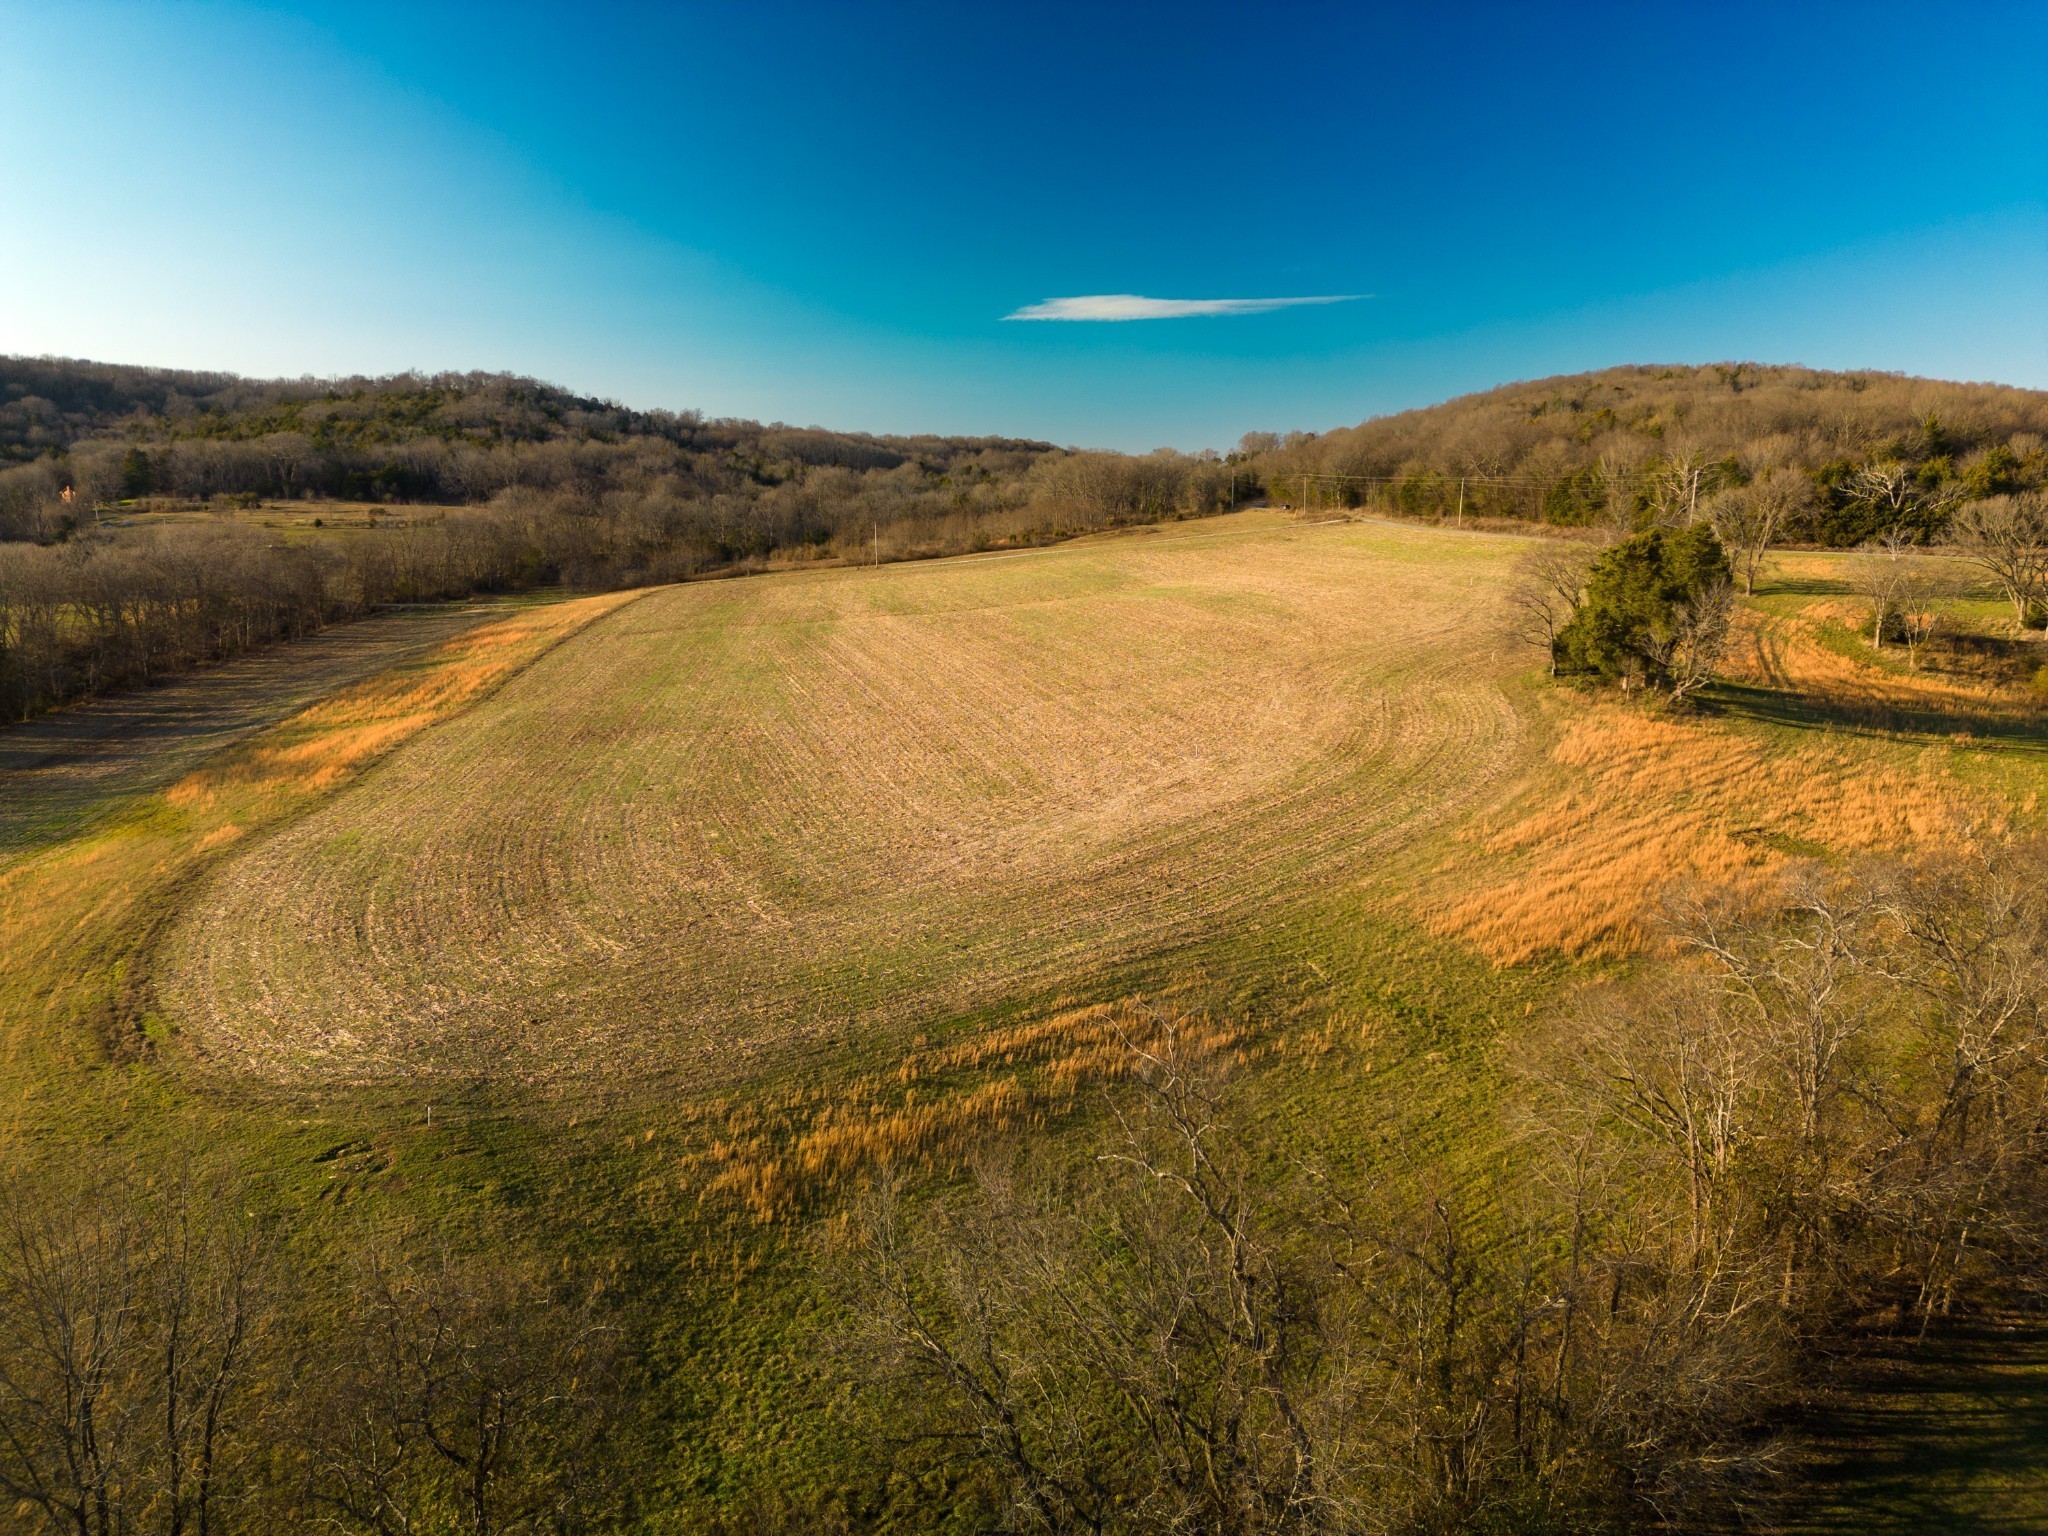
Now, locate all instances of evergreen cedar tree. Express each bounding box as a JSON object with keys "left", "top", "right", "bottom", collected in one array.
[{"left": 1554, "top": 523, "right": 1731, "bottom": 687}]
